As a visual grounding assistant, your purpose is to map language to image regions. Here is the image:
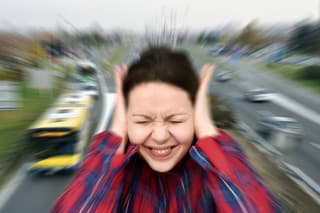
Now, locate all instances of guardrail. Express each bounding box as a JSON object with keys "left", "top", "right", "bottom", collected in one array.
[{"left": 236, "top": 121, "right": 320, "bottom": 204}]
